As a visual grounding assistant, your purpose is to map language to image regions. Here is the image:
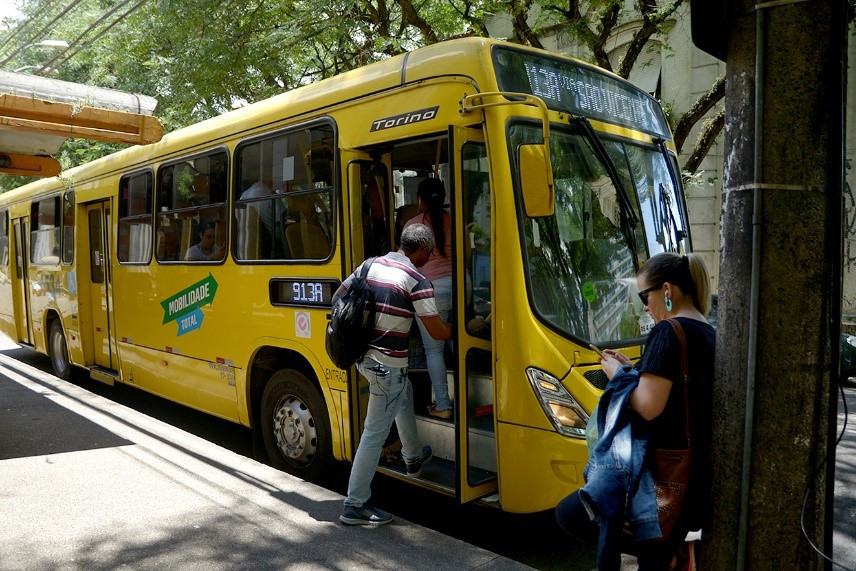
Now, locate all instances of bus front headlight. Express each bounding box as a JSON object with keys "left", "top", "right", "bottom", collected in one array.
[{"left": 526, "top": 367, "right": 588, "bottom": 438}]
